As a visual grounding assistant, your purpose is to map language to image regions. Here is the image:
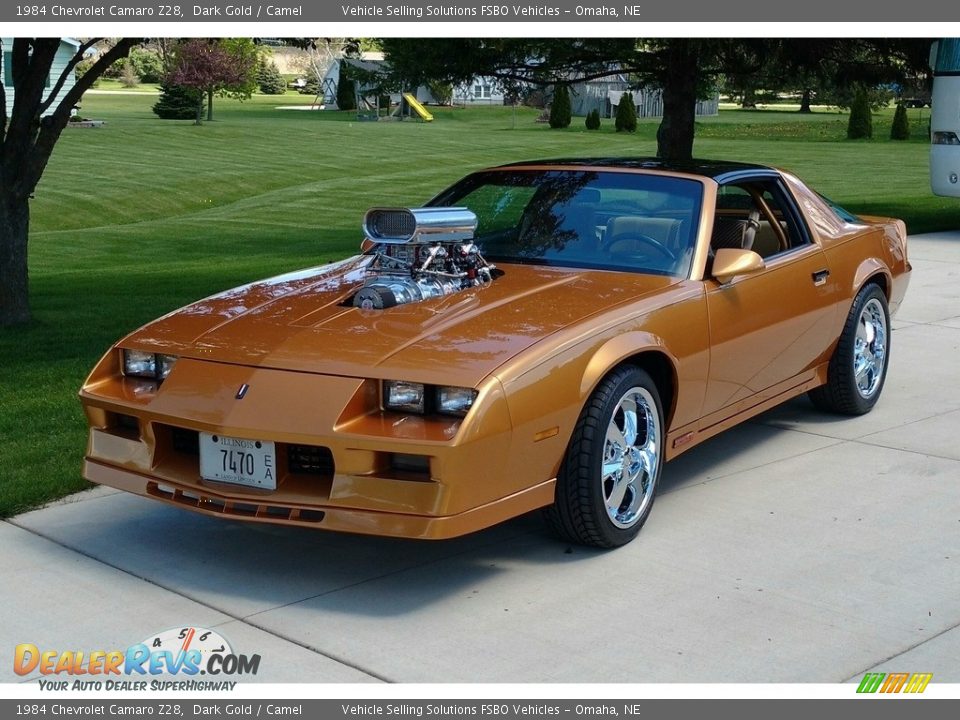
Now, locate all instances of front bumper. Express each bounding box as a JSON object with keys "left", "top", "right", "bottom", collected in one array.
[
  {"left": 80, "top": 357, "right": 558, "bottom": 539},
  {"left": 83, "top": 459, "right": 555, "bottom": 539}
]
